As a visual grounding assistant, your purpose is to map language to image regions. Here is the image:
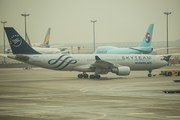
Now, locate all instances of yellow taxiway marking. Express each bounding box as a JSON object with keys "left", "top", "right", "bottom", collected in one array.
[
  {"left": 0, "top": 107, "right": 14, "bottom": 109},
  {"left": 42, "top": 106, "right": 63, "bottom": 107},
  {"left": 128, "top": 113, "right": 154, "bottom": 115},
  {"left": 167, "top": 116, "right": 180, "bottom": 118}
]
